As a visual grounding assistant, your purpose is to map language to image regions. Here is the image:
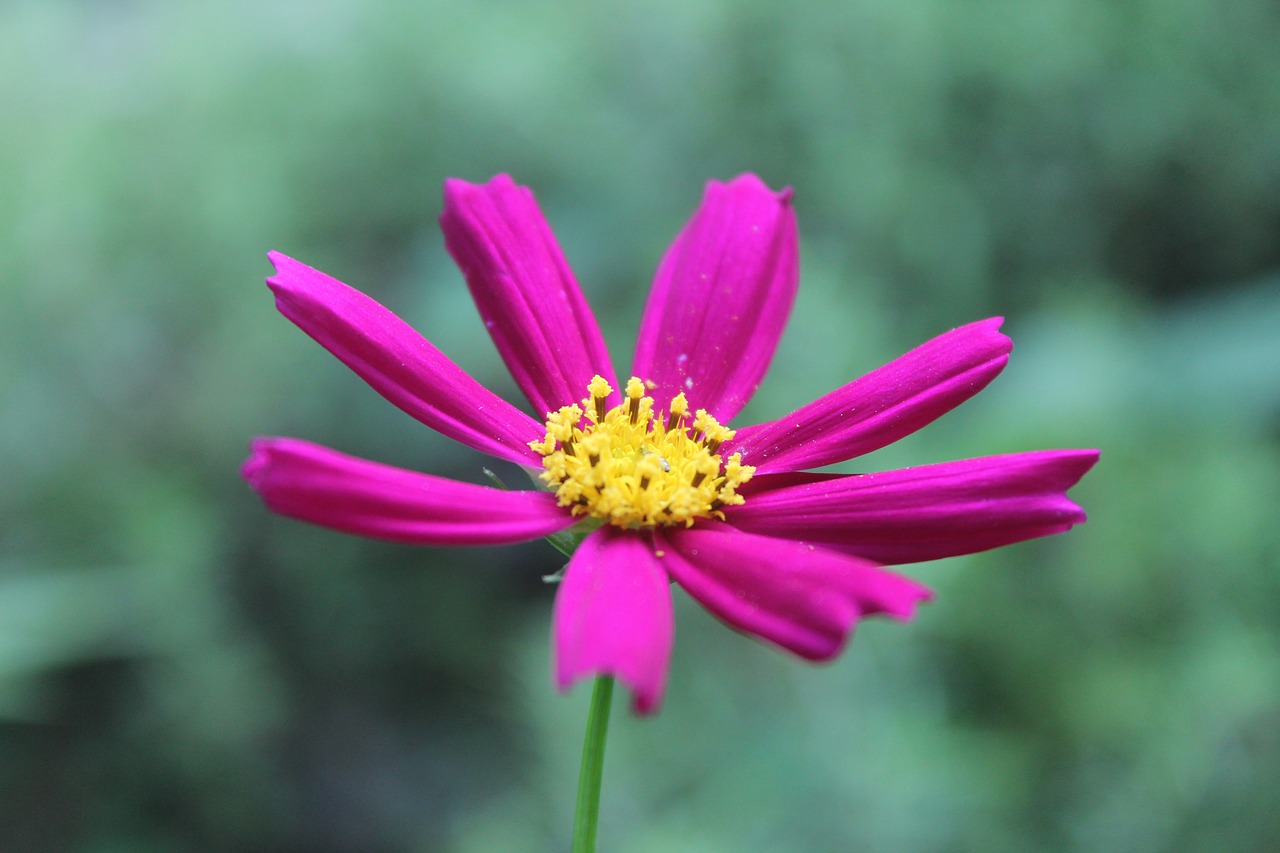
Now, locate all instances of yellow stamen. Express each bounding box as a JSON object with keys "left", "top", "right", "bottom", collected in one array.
[
  {"left": 666, "top": 392, "right": 688, "bottom": 432},
  {"left": 587, "top": 375, "right": 611, "bottom": 424},
  {"left": 529, "top": 375, "right": 755, "bottom": 528},
  {"left": 625, "top": 377, "right": 645, "bottom": 424}
]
